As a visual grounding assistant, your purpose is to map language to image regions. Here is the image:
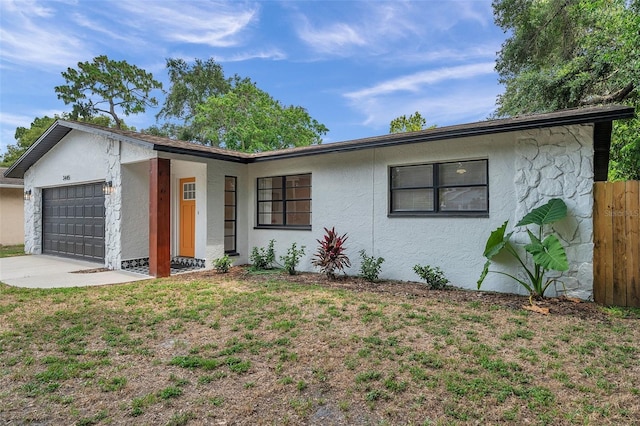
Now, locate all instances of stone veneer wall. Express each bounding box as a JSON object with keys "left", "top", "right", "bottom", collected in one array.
[
  {"left": 104, "top": 138, "right": 122, "bottom": 270},
  {"left": 23, "top": 170, "right": 41, "bottom": 254},
  {"left": 514, "top": 124, "right": 594, "bottom": 299}
]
